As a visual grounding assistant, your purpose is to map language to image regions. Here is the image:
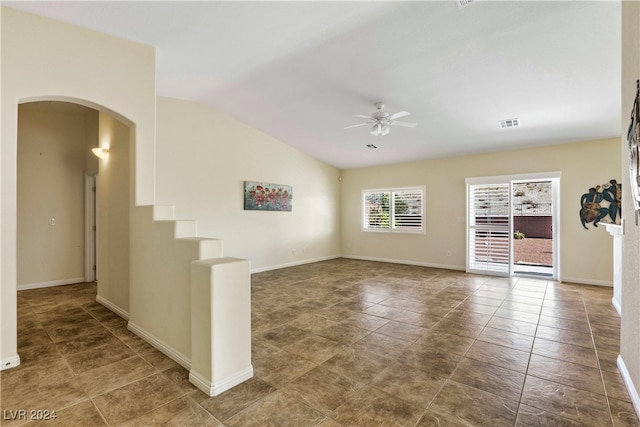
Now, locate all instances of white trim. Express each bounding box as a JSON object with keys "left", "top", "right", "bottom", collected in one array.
[
  {"left": 560, "top": 276, "right": 613, "bottom": 287},
  {"left": 189, "top": 366, "right": 254, "bottom": 397},
  {"left": 342, "top": 255, "right": 465, "bottom": 271},
  {"left": 617, "top": 355, "right": 640, "bottom": 420},
  {"left": 250, "top": 255, "right": 340, "bottom": 274},
  {"left": 1, "top": 355, "right": 21, "bottom": 371},
  {"left": 361, "top": 186, "right": 426, "bottom": 234},
  {"left": 17, "top": 277, "right": 85, "bottom": 291},
  {"left": 611, "top": 297, "right": 622, "bottom": 316},
  {"left": 252, "top": 255, "right": 609, "bottom": 283},
  {"left": 552, "top": 177, "right": 561, "bottom": 281},
  {"left": 96, "top": 295, "right": 130, "bottom": 321},
  {"left": 127, "top": 321, "right": 191, "bottom": 369},
  {"left": 188, "top": 370, "right": 213, "bottom": 396}
]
